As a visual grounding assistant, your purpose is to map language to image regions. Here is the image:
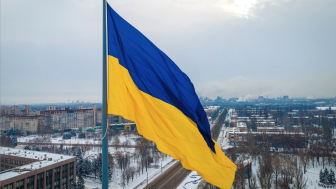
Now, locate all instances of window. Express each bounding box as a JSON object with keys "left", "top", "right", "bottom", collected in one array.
[
  {"left": 4, "top": 183, "right": 13, "bottom": 189},
  {"left": 70, "top": 162, "right": 74, "bottom": 183},
  {"left": 37, "top": 172, "right": 44, "bottom": 189},
  {"left": 54, "top": 167, "right": 61, "bottom": 189},
  {"left": 62, "top": 164, "right": 68, "bottom": 189},
  {"left": 27, "top": 176, "right": 34, "bottom": 189},
  {"left": 46, "top": 169, "right": 53, "bottom": 189},
  {"left": 16, "top": 179, "right": 24, "bottom": 189}
]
